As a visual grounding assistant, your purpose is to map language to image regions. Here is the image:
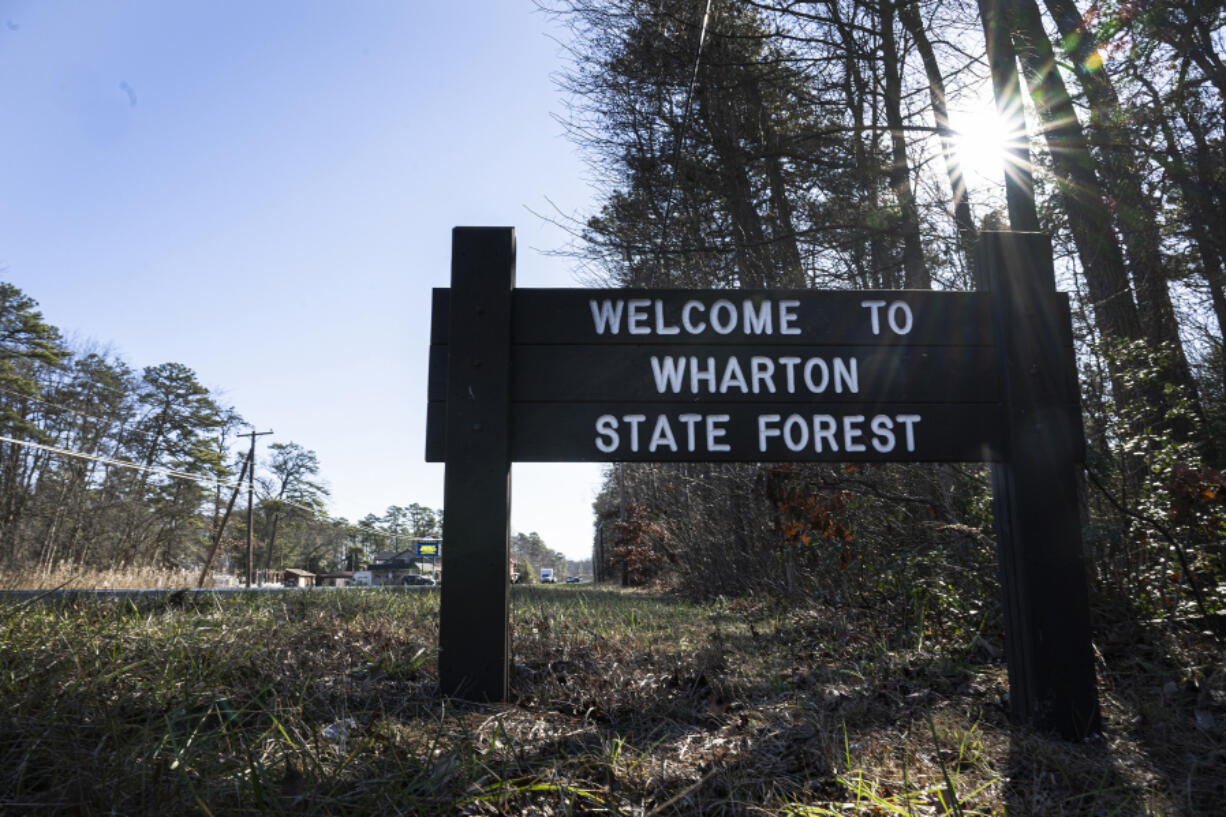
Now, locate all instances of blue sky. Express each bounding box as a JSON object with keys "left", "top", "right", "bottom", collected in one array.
[{"left": 1, "top": 1, "right": 606, "bottom": 559}]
